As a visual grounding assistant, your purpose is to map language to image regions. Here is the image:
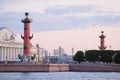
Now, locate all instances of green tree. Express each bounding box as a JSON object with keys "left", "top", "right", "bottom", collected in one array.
[
  {"left": 85, "top": 50, "right": 100, "bottom": 63},
  {"left": 100, "top": 50, "right": 114, "bottom": 63},
  {"left": 73, "top": 51, "right": 84, "bottom": 63},
  {"left": 114, "top": 50, "right": 120, "bottom": 64}
]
